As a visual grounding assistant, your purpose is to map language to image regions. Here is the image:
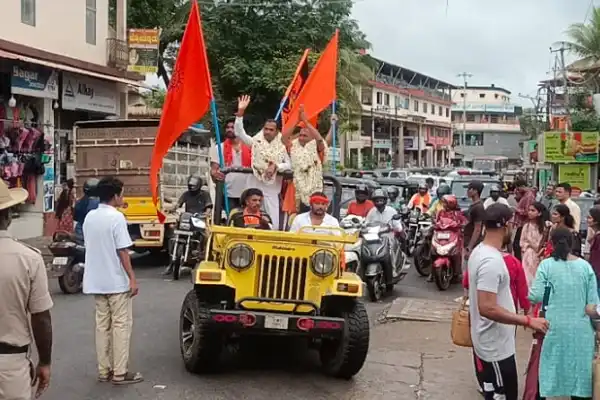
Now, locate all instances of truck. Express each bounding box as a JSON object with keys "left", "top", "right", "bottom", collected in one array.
[{"left": 73, "top": 119, "right": 211, "bottom": 255}]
